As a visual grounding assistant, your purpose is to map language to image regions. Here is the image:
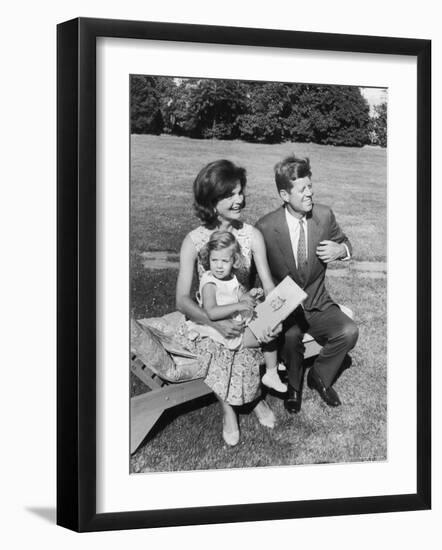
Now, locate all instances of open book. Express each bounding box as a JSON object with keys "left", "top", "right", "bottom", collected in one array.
[{"left": 248, "top": 276, "right": 307, "bottom": 341}]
